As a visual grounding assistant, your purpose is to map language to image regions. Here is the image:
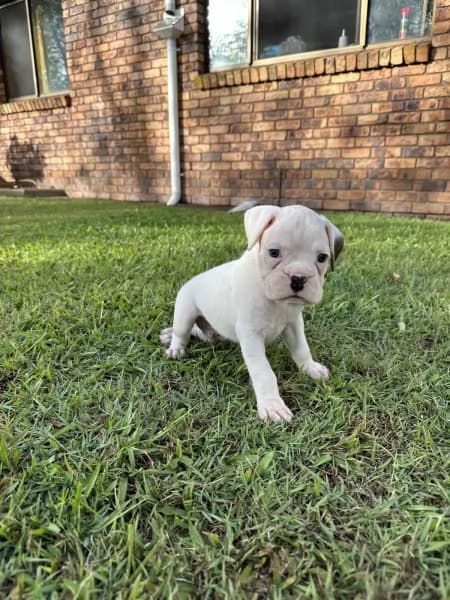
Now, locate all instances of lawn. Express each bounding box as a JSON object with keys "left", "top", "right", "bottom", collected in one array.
[{"left": 0, "top": 197, "right": 448, "bottom": 599}]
